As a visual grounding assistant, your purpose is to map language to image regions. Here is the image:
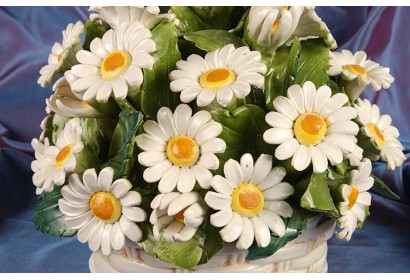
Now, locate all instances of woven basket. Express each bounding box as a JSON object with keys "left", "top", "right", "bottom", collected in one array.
[{"left": 89, "top": 217, "right": 335, "bottom": 273}]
